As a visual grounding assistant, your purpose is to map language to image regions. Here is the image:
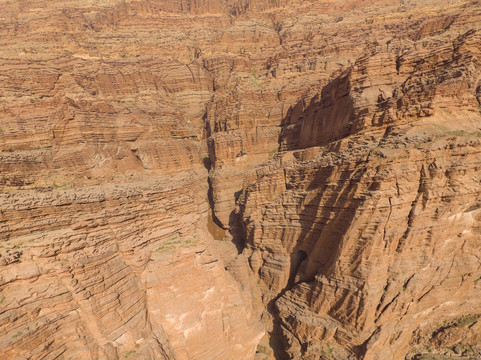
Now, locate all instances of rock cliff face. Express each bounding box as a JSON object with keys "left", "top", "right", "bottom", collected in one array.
[
  {"left": 0, "top": 171, "right": 263, "bottom": 360},
  {"left": 1, "top": 0, "right": 481, "bottom": 359}
]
